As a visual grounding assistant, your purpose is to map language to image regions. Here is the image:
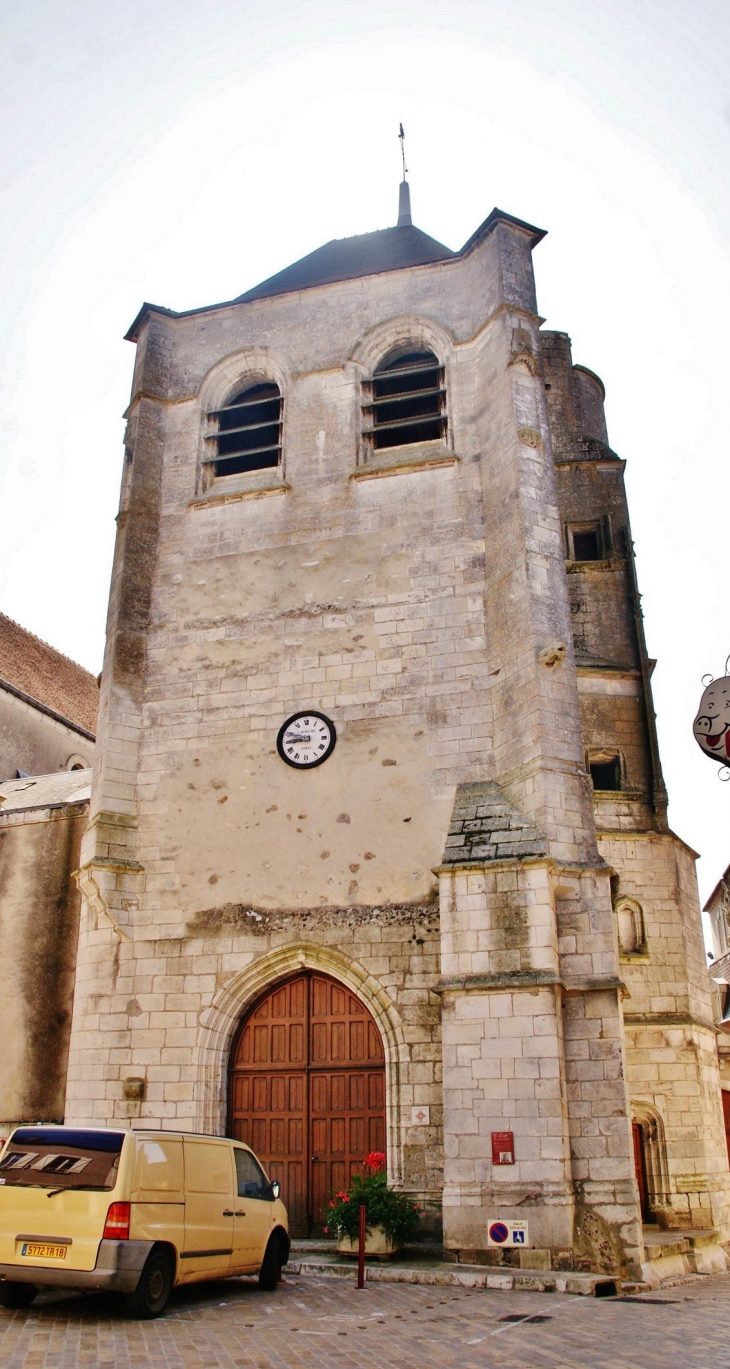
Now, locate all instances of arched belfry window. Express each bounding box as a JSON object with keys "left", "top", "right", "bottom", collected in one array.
[
  {"left": 362, "top": 347, "right": 446, "bottom": 452},
  {"left": 206, "top": 380, "right": 283, "bottom": 477}
]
